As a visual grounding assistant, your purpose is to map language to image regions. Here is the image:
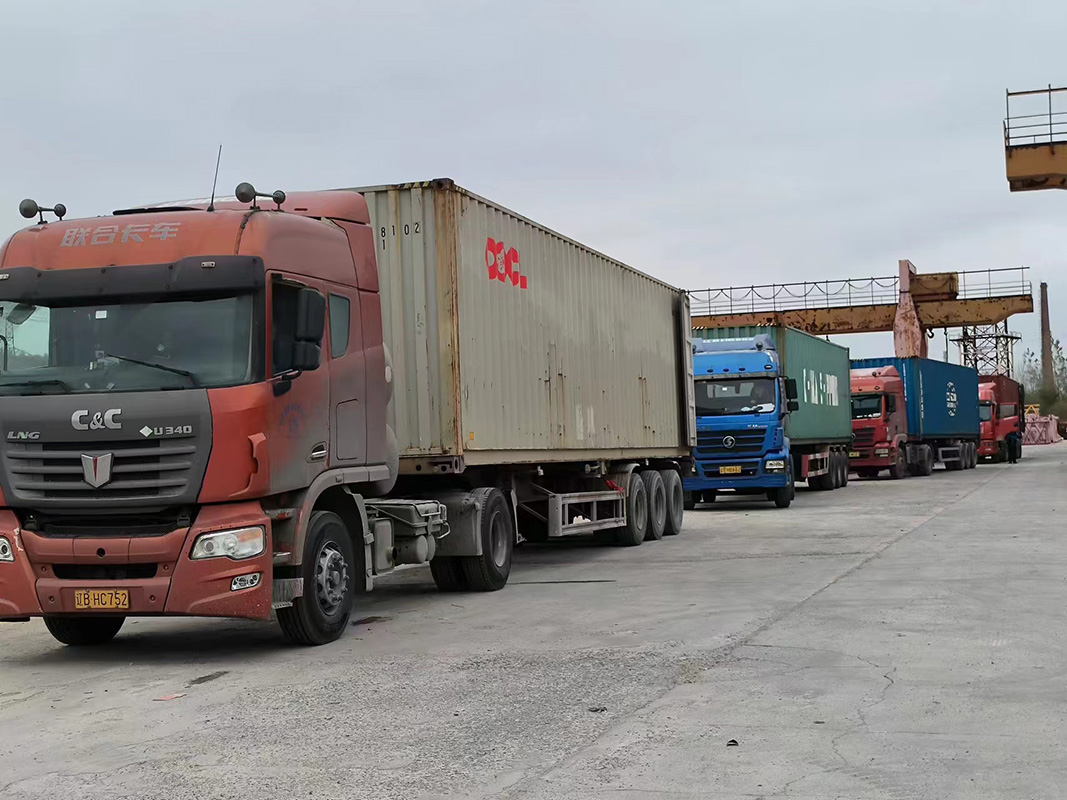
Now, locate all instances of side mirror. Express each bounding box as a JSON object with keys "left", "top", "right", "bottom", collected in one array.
[
  {"left": 295, "top": 288, "right": 326, "bottom": 344},
  {"left": 292, "top": 341, "right": 321, "bottom": 372},
  {"left": 787, "top": 399, "right": 799, "bottom": 412},
  {"left": 784, "top": 378, "right": 798, "bottom": 401}
]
